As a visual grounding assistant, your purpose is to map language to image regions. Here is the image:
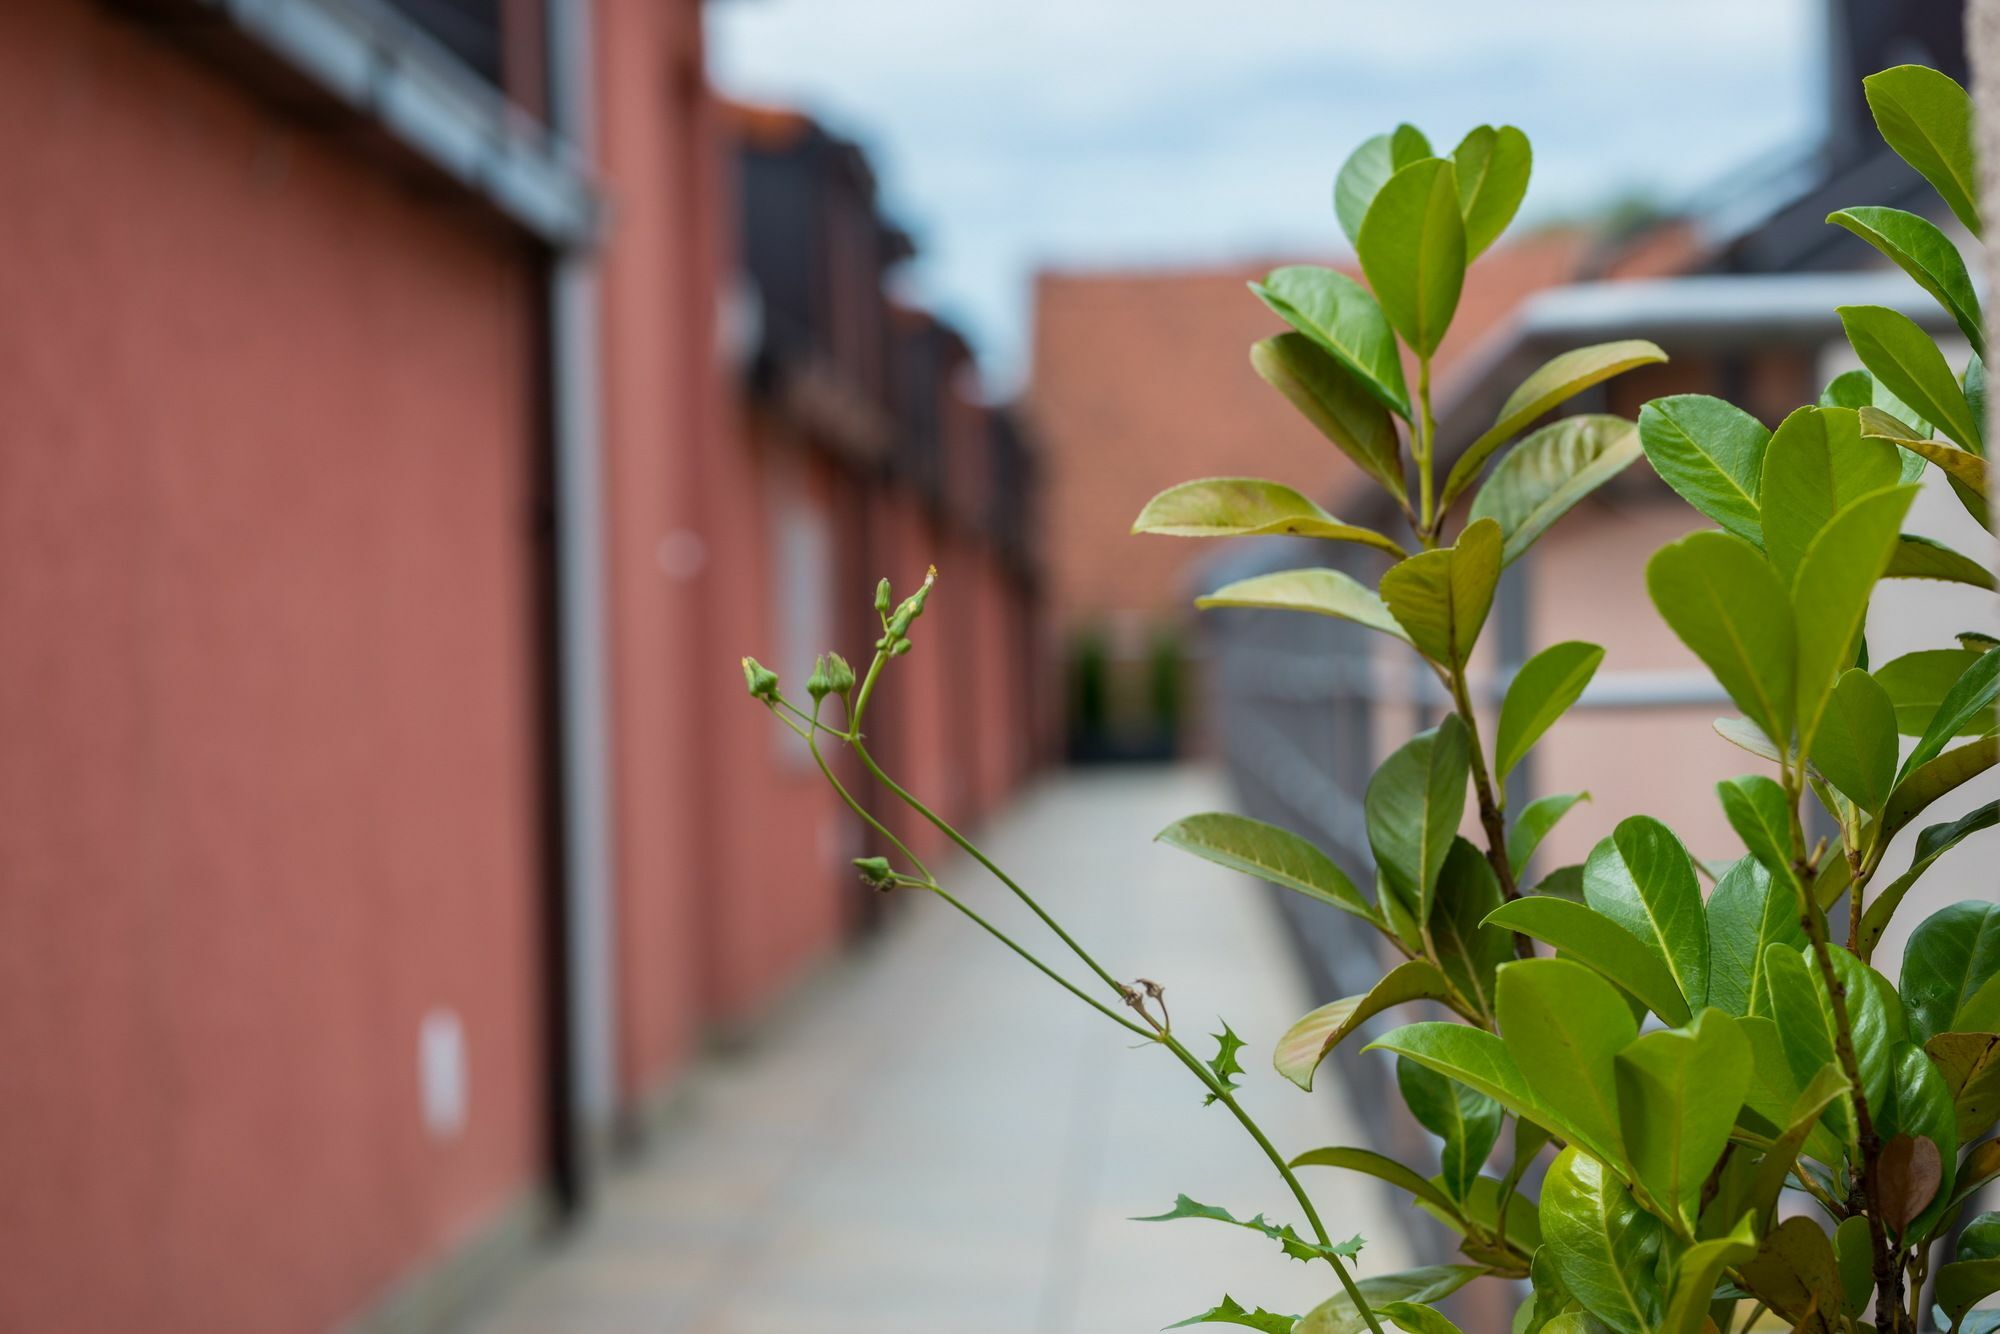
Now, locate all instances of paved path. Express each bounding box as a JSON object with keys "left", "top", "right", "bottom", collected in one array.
[{"left": 471, "top": 766, "right": 1416, "bottom": 1334}]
